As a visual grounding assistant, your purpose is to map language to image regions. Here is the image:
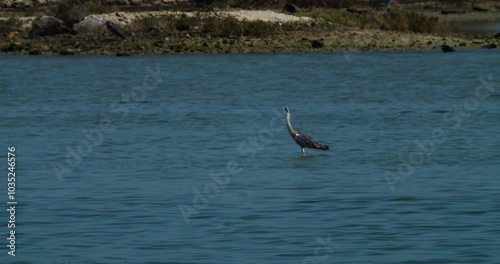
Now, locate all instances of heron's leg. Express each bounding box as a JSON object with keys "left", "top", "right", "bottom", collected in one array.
[{"left": 301, "top": 148, "right": 305, "bottom": 157}]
